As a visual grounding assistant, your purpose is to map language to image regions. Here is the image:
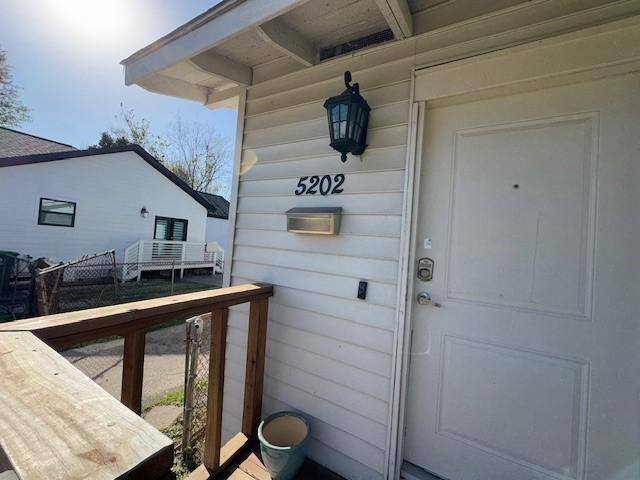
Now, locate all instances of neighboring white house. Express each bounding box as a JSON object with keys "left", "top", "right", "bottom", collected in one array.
[
  {"left": 123, "top": 2, "right": 640, "bottom": 480},
  {"left": 197, "top": 191, "right": 230, "bottom": 251},
  {"left": 0, "top": 141, "right": 210, "bottom": 265}
]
